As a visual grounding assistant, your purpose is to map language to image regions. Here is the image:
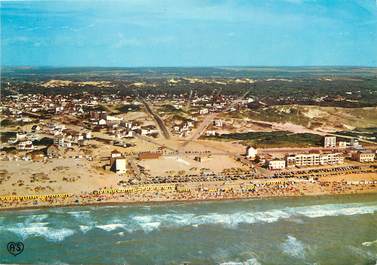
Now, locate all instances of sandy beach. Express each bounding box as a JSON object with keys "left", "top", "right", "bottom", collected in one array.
[{"left": 1, "top": 166, "right": 377, "bottom": 211}]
